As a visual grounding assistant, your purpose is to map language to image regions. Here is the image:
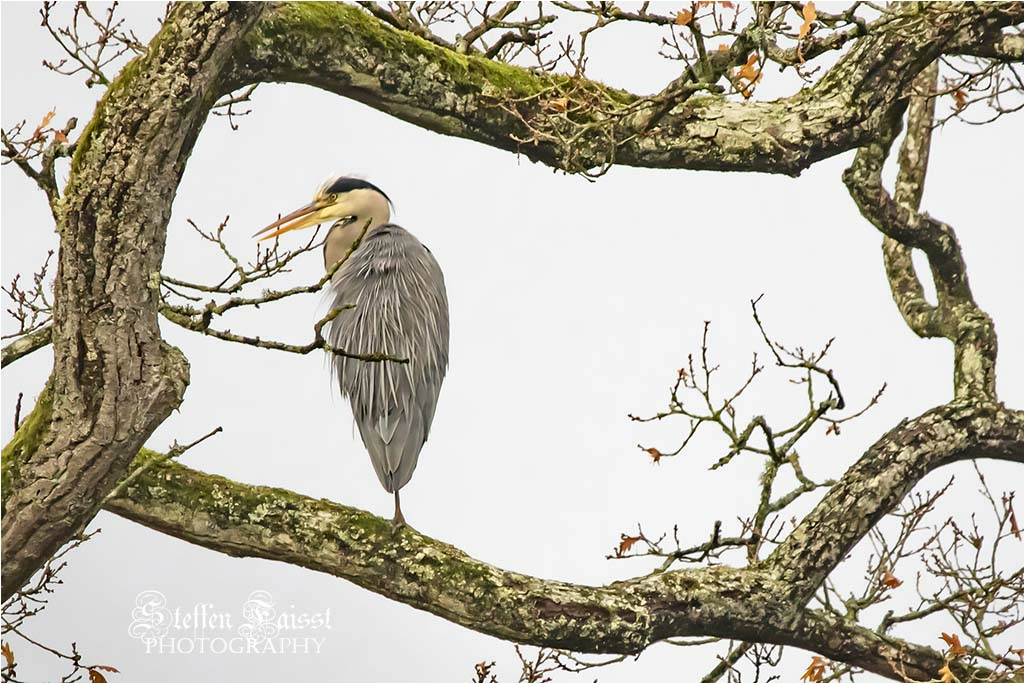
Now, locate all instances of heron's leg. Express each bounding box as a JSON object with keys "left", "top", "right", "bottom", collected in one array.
[{"left": 392, "top": 490, "right": 406, "bottom": 528}]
